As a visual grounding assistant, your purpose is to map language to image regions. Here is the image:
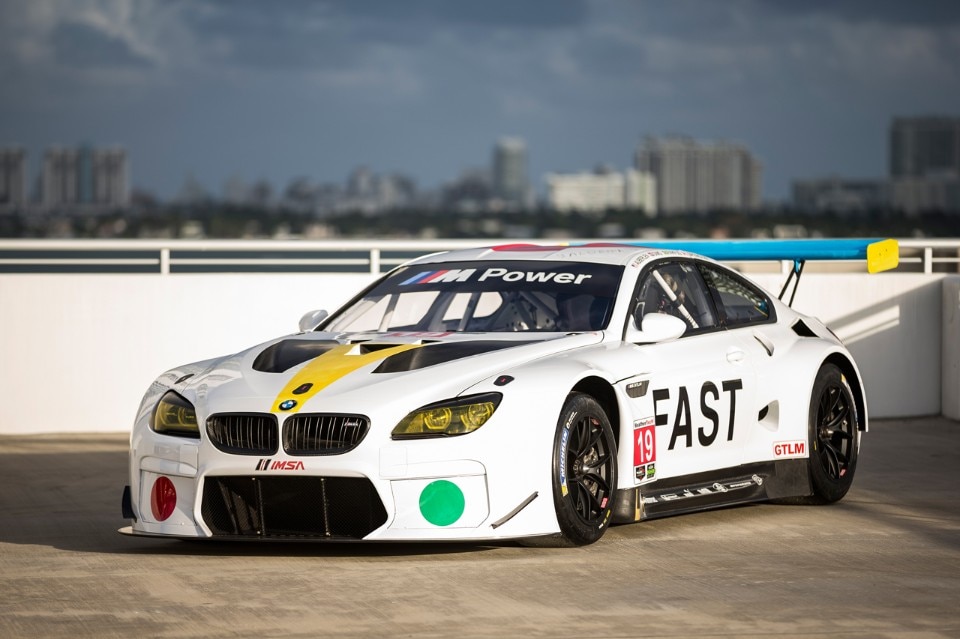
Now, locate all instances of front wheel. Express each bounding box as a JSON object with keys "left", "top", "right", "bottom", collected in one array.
[
  {"left": 550, "top": 393, "right": 617, "bottom": 546},
  {"left": 806, "top": 363, "right": 860, "bottom": 503}
]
